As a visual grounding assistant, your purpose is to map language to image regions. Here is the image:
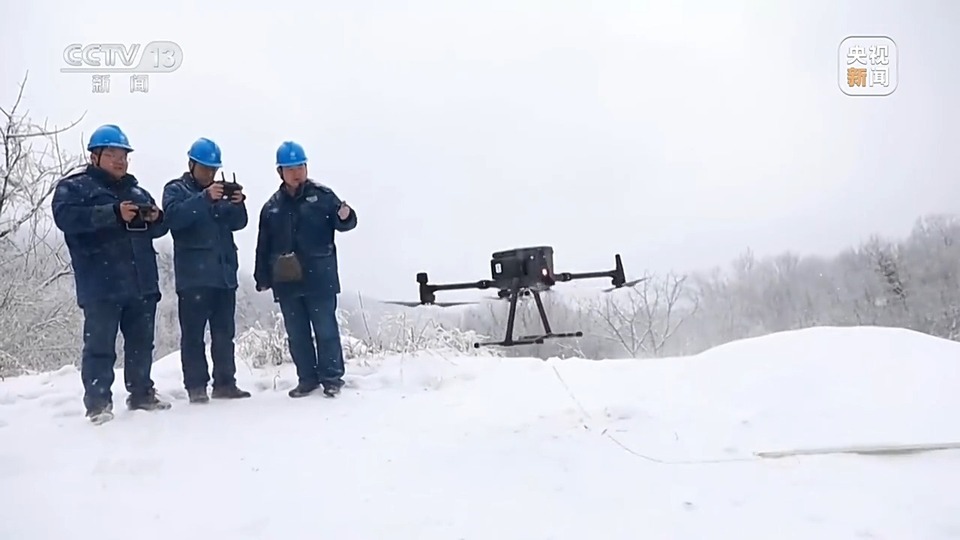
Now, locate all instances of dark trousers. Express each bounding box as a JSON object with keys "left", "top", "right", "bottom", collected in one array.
[
  {"left": 277, "top": 294, "right": 345, "bottom": 387},
  {"left": 177, "top": 287, "right": 237, "bottom": 390},
  {"left": 80, "top": 295, "right": 159, "bottom": 412}
]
